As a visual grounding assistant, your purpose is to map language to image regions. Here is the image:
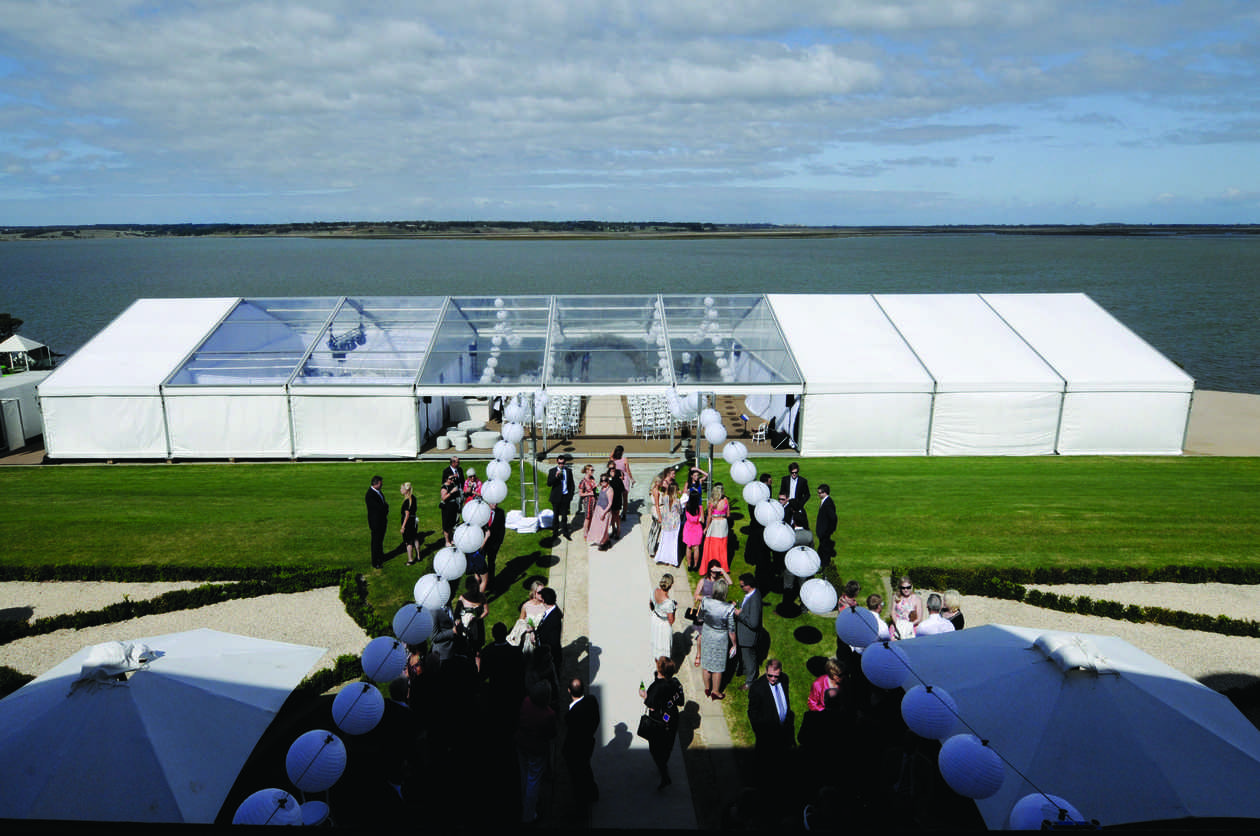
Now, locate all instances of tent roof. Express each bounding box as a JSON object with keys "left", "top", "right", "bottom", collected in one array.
[
  {"left": 982, "top": 292, "right": 1194, "bottom": 392},
  {"left": 0, "top": 334, "right": 47, "bottom": 352}
]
